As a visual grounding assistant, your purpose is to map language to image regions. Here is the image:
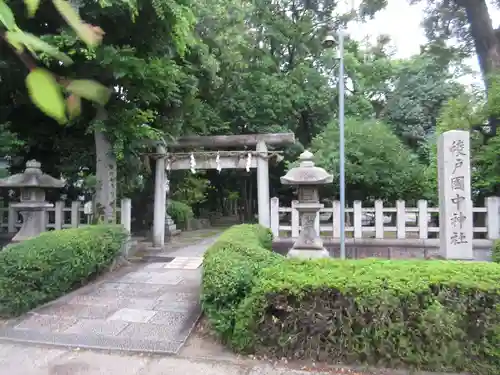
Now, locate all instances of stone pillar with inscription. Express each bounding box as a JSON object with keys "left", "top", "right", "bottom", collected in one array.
[
  {"left": 280, "top": 150, "right": 332, "bottom": 259},
  {"left": 437, "top": 130, "right": 474, "bottom": 260}
]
